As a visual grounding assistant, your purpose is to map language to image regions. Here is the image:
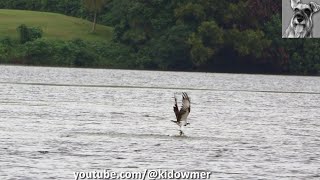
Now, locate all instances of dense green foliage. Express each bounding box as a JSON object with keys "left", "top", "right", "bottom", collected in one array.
[
  {"left": 0, "top": 0, "right": 319, "bottom": 75},
  {"left": 0, "top": 36, "right": 136, "bottom": 68},
  {"left": 0, "top": 0, "right": 86, "bottom": 17}
]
